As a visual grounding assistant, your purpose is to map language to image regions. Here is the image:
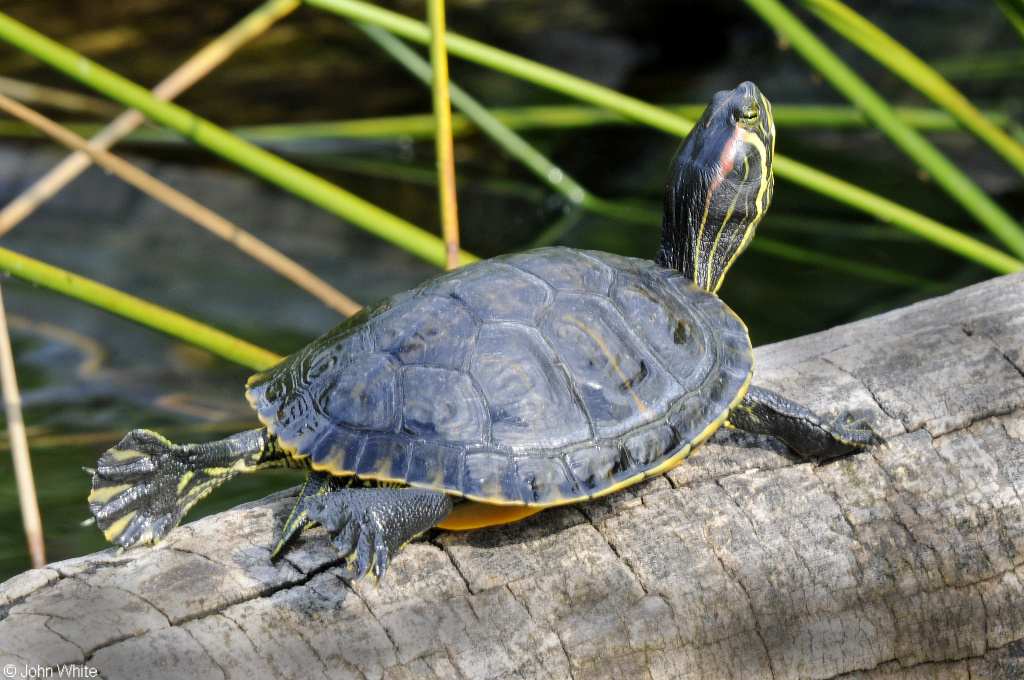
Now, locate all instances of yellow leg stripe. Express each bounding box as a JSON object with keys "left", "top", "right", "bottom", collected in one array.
[
  {"left": 87, "top": 483, "right": 133, "bottom": 506},
  {"left": 102, "top": 512, "right": 137, "bottom": 543},
  {"left": 108, "top": 447, "right": 149, "bottom": 463},
  {"left": 176, "top": 471, "right": 195, "bottom": 496}
]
